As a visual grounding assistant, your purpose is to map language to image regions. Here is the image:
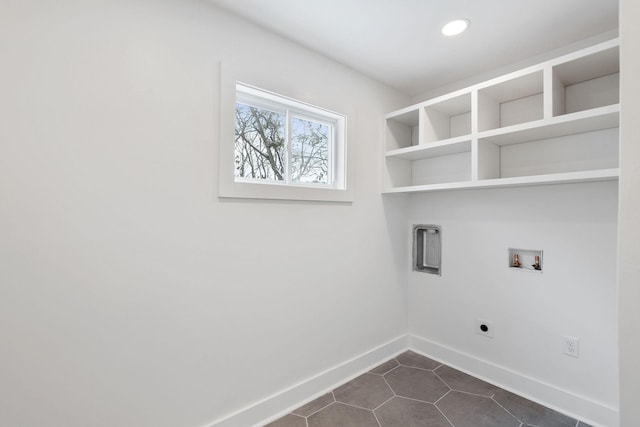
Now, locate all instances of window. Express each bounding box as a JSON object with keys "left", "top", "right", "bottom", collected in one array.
[{"left": 234, "top": 83, "right": 346, "bottom": 190}]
